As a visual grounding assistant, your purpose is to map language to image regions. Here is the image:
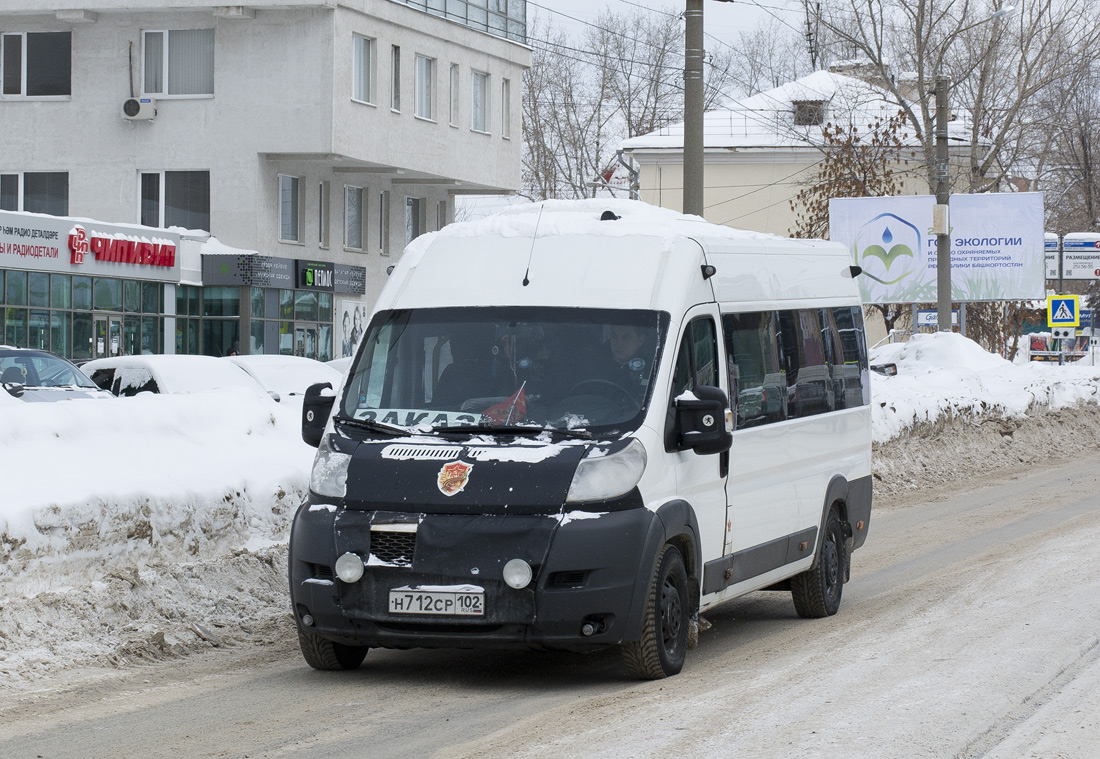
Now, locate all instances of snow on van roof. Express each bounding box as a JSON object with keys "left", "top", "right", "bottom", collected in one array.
[{"left": 403, "top": 199, "right": 795, "bottom": 267}]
